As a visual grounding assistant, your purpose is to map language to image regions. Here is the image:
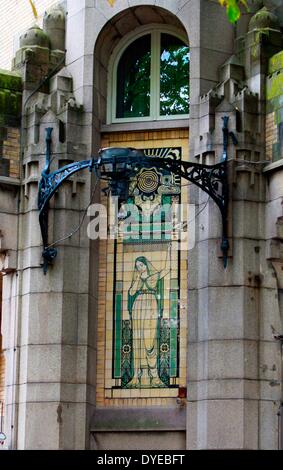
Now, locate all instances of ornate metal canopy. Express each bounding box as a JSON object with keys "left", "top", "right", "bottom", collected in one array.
[{"left": 38, "top": 117, "right": 237, "bottom": 273}]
